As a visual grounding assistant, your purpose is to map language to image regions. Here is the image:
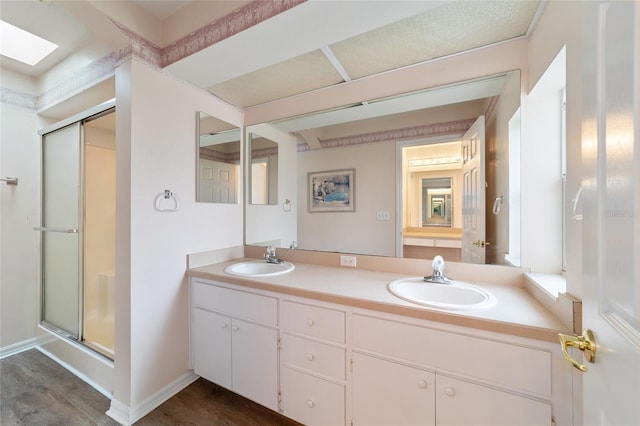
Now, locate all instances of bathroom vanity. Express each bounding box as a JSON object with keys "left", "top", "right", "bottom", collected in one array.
[{"left": 187, "top": 255, "right": 576, "bottom": 426}]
